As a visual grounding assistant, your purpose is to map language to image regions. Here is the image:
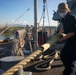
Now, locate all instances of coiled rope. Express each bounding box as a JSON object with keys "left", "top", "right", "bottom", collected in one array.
[{"left": 34, "top": 49, "right": 58, "bottom": 71}]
